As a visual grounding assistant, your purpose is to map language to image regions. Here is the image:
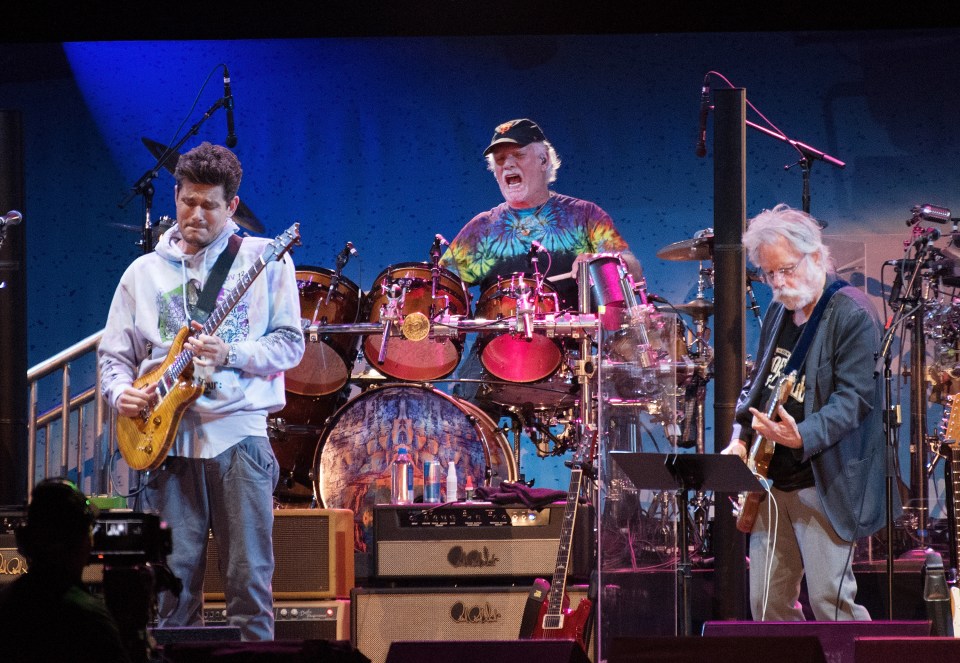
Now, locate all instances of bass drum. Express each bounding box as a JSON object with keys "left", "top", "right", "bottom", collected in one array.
[
  {"left": 313, "top": 384, "right": 517, "bottom": 551},
  {"left": 362, "top": 263, "right": 470, "bottom": 382},
  {"left": 285, "top": 267, "right": 364, "bottom": 397}
]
